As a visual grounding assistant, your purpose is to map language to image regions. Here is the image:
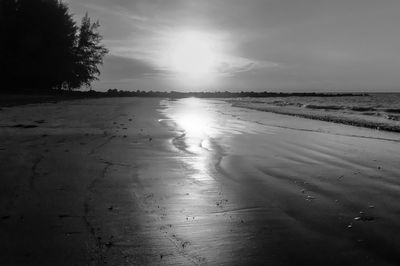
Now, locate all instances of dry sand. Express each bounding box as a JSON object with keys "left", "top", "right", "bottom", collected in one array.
[{"left": 1, "top": 97, "right": 400, "bottom": 265}]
